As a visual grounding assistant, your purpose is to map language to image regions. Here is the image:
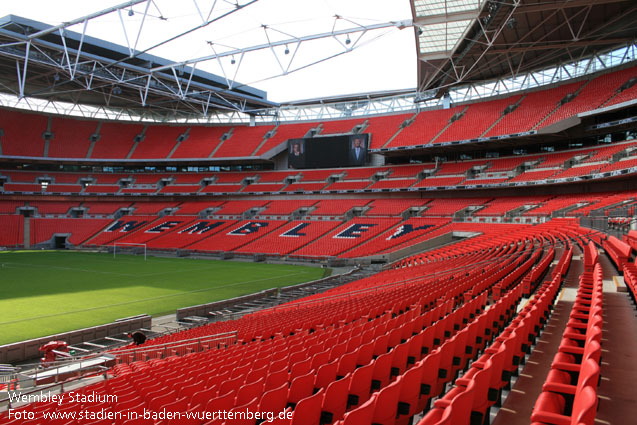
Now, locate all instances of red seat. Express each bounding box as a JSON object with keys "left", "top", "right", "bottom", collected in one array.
[
  {"left": 321, "top": 374, "right": 352, "bottom": 424},
  {"left": 531, "top": 385, "right": 598, "bottom": 425},
  {"left": 371, "top": 351, "right": 394, "bottom": 391},
  {"left": 417, "top": 380, "right": 475, "bottom": 425},
  {"left": 236, "top": 377, "right": 265, "bottom": 406},
  {"left": 315, "top": 360, "right": 338, "bottom": 391},
  {"left": 290, "top": 388, "right": 325, "bottom": 425},
  {"left": 259, "top": 383, "right": 289, "bottom": 417},
  {"left": 417, "top": 348, "right": 442, "bottom": 412},
  {"left": 288, "top": 371, "right": 315, "bottom": 407},
  {"left": 348, "top": 362, "right": 374, "bottom": 408},
  {"left": 338, "top": 395, "right": 376, "bottom": 425},
  {"left": 371, "top": 375, "right": 404, "bottom": 425}
]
